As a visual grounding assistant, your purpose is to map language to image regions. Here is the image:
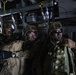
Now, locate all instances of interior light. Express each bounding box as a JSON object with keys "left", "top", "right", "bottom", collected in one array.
[
  {"left": 0, "top": 22, "right": 1, "bottom": 25},
  {"left": 11, "top": 24, "right": 15, "bottom": 29},
  {"left": 54, "top": 2, "right": 57, "bottom": 5}
]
